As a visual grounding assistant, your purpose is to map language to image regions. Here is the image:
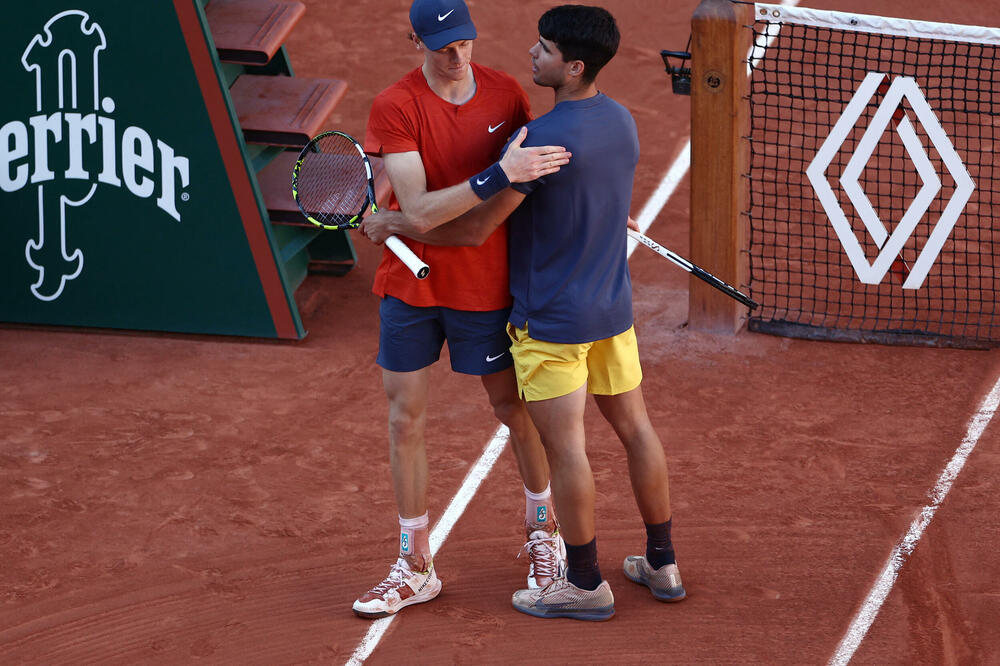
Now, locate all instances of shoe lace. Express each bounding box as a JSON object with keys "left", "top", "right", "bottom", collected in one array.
[
  {"left": 541, "top": 577, "right": 570, "bottom": 595},
  {"left": 369, "top": 560, "right": 409, "bottom": 597},
  {"left": 518, "top": 533, "right": 560, "bottom": 581}
]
